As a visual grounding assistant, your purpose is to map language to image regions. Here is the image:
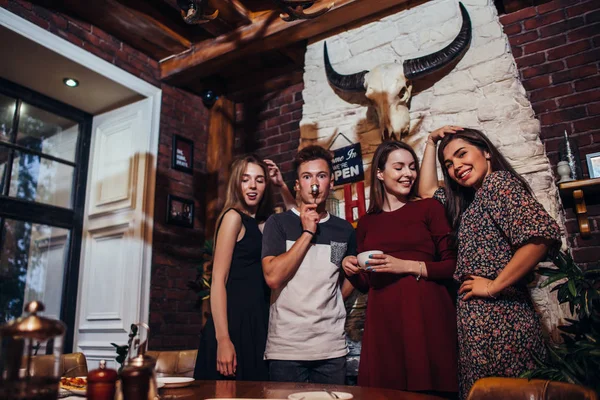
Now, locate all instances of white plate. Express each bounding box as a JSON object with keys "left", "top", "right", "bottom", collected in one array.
[
  {"left": 156, "top": 377, "right": 194, "bottom": 388},
  {"left": 288, "top": 391, "right": 353, "bottom": 399},
  {"left": 59, "top": 387, "right": 86, "bottom": 397}
]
